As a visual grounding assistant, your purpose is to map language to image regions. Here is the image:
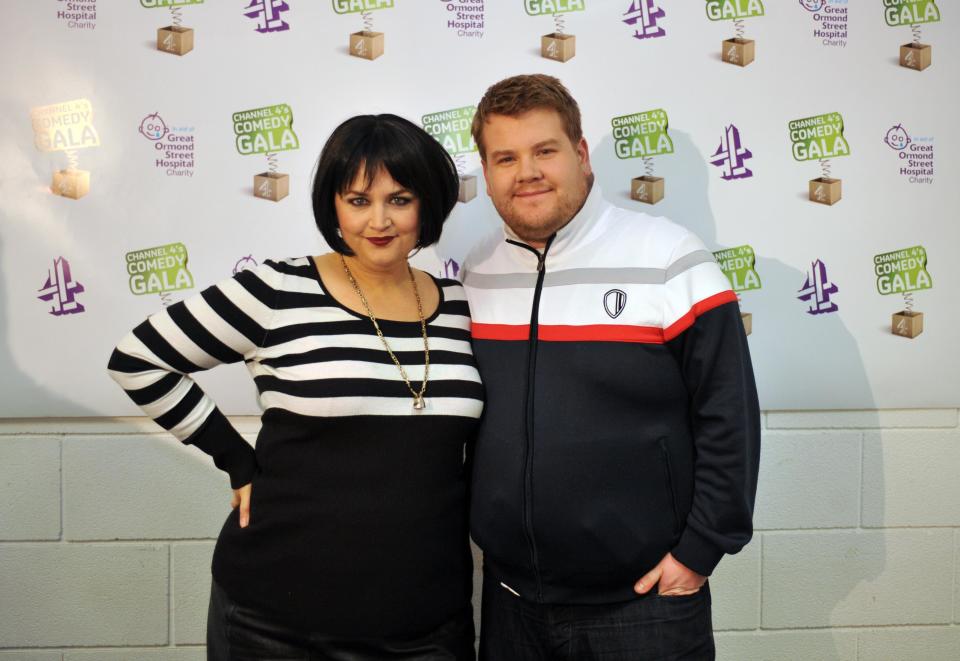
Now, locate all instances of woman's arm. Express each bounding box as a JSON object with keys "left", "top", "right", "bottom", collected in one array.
[{"left": 107, "top": 264, "right": 280, "bottom": 489}]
